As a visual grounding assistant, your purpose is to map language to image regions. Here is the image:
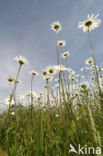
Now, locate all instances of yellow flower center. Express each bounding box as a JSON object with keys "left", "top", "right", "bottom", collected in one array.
[
  {"left": 58, "top": 68, "right": 63, "bottom": 71},
  {"left": 8, "top": 99, "right": 11, "bottom": 103}
]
